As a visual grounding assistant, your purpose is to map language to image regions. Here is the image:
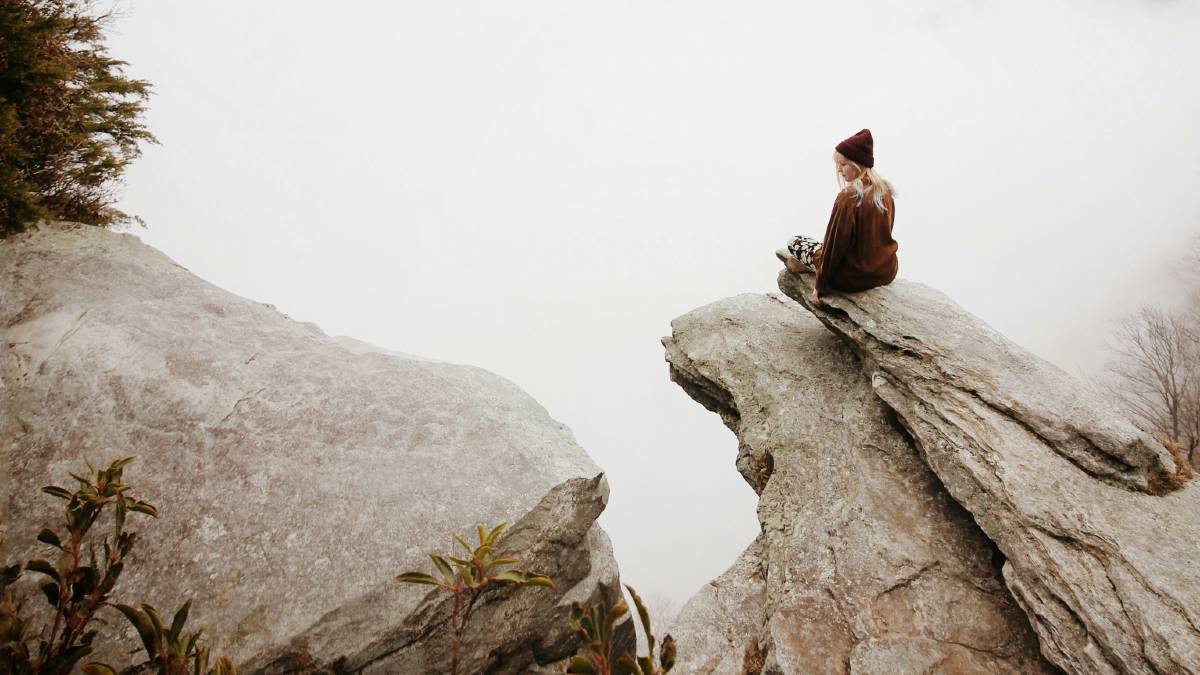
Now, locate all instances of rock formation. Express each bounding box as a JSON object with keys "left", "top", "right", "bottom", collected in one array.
[
  {"left": 776, "top": 269, "right": 1200, "bottom": 674},
  {"left": 663, "top": 294, "right": 1052, "bottom": 674},
  {"left": 0, "top": 223, "right": 630, "bottom": 670}
]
